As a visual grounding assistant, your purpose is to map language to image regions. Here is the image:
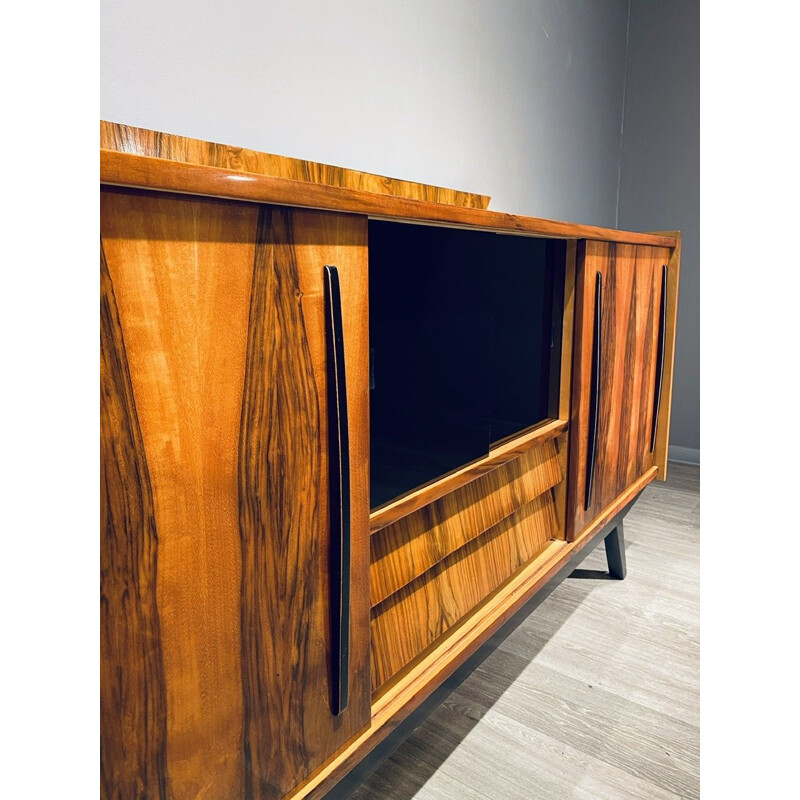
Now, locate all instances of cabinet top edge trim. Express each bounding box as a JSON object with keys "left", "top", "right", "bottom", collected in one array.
[
  {"left": 100, "top": 149, "right": 678, "bottom": 248},
  {"left": 100, "top": 120, "right": 491, "bottom": 210}
]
